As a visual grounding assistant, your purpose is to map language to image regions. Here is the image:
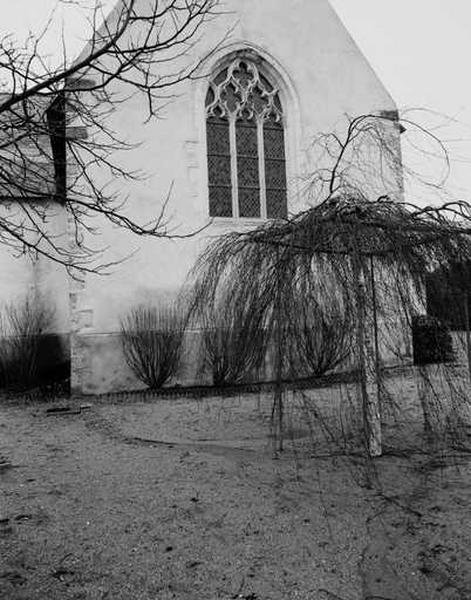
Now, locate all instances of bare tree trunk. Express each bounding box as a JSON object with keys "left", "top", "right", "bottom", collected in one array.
[
  {"left": 272, "top": 249, "right": 284, "bottom": 455},
  {"left": 370, "top": 255, "right": 382, "bottom": 413},
  {"left": 273, "top": 341, "right": 283, "bottom": 455},
  {"left": 353, "top": 255, "right": 382, "bottom": 457},
  {"left": 464, "top": 291, "right": 471, "bottom": 383}
]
